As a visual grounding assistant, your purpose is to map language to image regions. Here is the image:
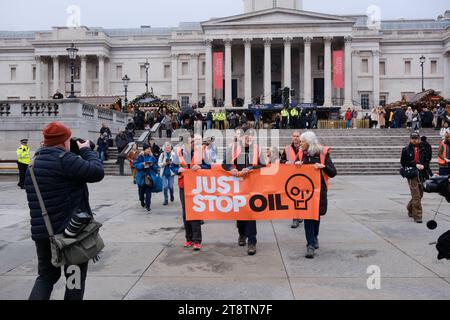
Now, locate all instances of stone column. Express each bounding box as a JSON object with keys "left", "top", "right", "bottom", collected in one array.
[
  {"left": 344, "top": 36, "right": 354, "bottom": 108},
  {"left": 224, "top": 38, "right": 233, "bottom": 107},
  {"left": 372, "top": 50, "right": 380, "bottom": 108},
  {"left": 264, "top": 37, "right": 272, "bottom": 104},
  {"left": 244, "top": 38, "right": 252, "bottom": 107},
  {"left": 284, "top": 37, "right": 292, "bottom": 91},
  {"left": 171, "top": 53, "right": 178, "bottom": 100},
  {"left": 35, "top": 56, "right": 42, "bottom": 99},
  {"left": 98, "top": 55, "right": 105, "bottom": 96},
  {"left": 323, "top": 37, "right": 333, "bottom": 107},
  {"left": 299, "top": 46, "right": 303, "bottom": 102},
  {"left": 52, "top": 55, "right": 59, "bottom": 94},
  {"left": 80, "top": 55, "right": 87, "bottom": 96},
  {"left": 351, "top": 50, "right": 359, "bottom": 106},
  {"left": 191, "top": 53, "right": 199, "bottom": 105},
  {"left": 205, "top": 39, "right": 213, "bottom": 108},
  {"left": 303, "top": 37, "right": 312, "bottom": 104},
  {"left": 444, "top": 52, "right": 450, "bottom": 100}
]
